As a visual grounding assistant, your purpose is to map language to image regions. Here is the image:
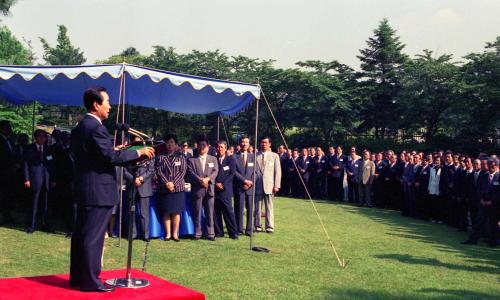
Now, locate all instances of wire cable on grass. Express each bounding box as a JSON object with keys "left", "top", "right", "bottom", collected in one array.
[{"left": 258, "top": 85, "right": 348, "bottom": 268}]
